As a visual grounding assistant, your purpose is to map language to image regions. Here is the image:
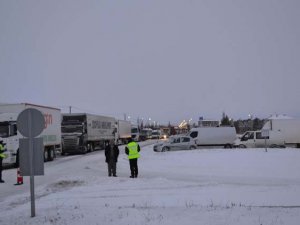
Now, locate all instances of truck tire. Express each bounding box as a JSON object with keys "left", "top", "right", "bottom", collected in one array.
[
  {"left": 189, "top": 145, "right": 196, "bottom": 150},
  {"left": 44, "top": 150, "right": 49, "bottom": 162},
  {"left": 48, "top": 148, "right": 55, "bottom": 161},
  {"left": 238, "top": 144, "right": 246, "bottom": 148},
  {"left": 81, "top": 146, "right": 88, "bottom": 154}
]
